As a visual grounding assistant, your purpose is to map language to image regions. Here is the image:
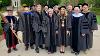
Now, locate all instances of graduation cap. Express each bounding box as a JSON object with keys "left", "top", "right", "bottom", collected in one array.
[
  {"left": 59, "top": 6, "right": 66, "bottom": 10},
  {"left": 6, "top": 6, "right": 13, "bottom": 11},
  {"left": 22, "top": 4, "right": 29, "bottom": 8}
]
